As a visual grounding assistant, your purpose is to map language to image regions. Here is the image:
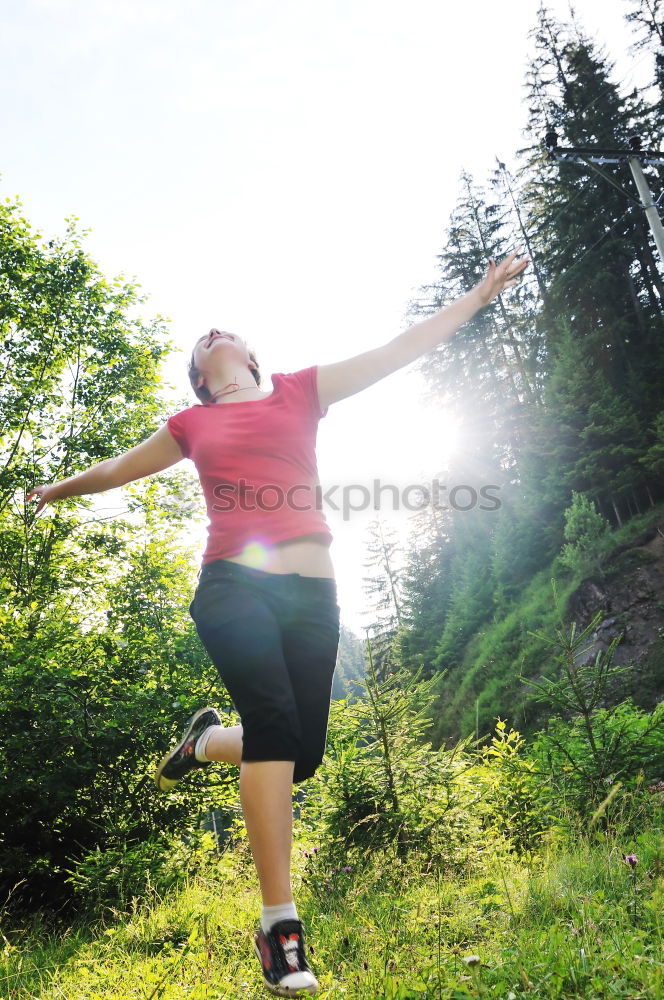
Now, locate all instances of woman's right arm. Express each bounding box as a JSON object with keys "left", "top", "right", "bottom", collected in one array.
[{"left": 26, "top": 425, "right": 185, "bottom": 514}]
